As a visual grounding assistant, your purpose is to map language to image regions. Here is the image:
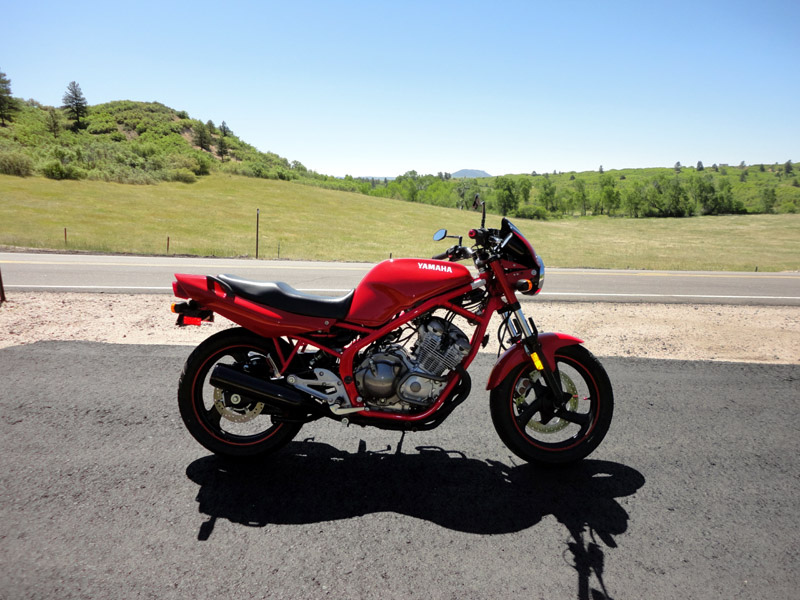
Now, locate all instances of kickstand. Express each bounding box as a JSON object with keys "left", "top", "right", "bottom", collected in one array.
[{"left": 395, "top": 430, "right": 406, "bottom": 455}]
